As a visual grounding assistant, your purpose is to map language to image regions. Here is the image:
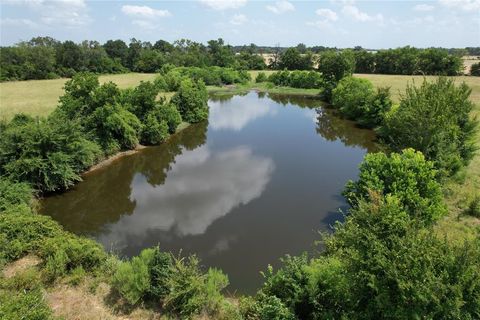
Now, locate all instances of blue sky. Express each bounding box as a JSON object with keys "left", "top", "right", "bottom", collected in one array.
[{"left": 1, "top": 0, "right": 479, "bottom": 48}]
